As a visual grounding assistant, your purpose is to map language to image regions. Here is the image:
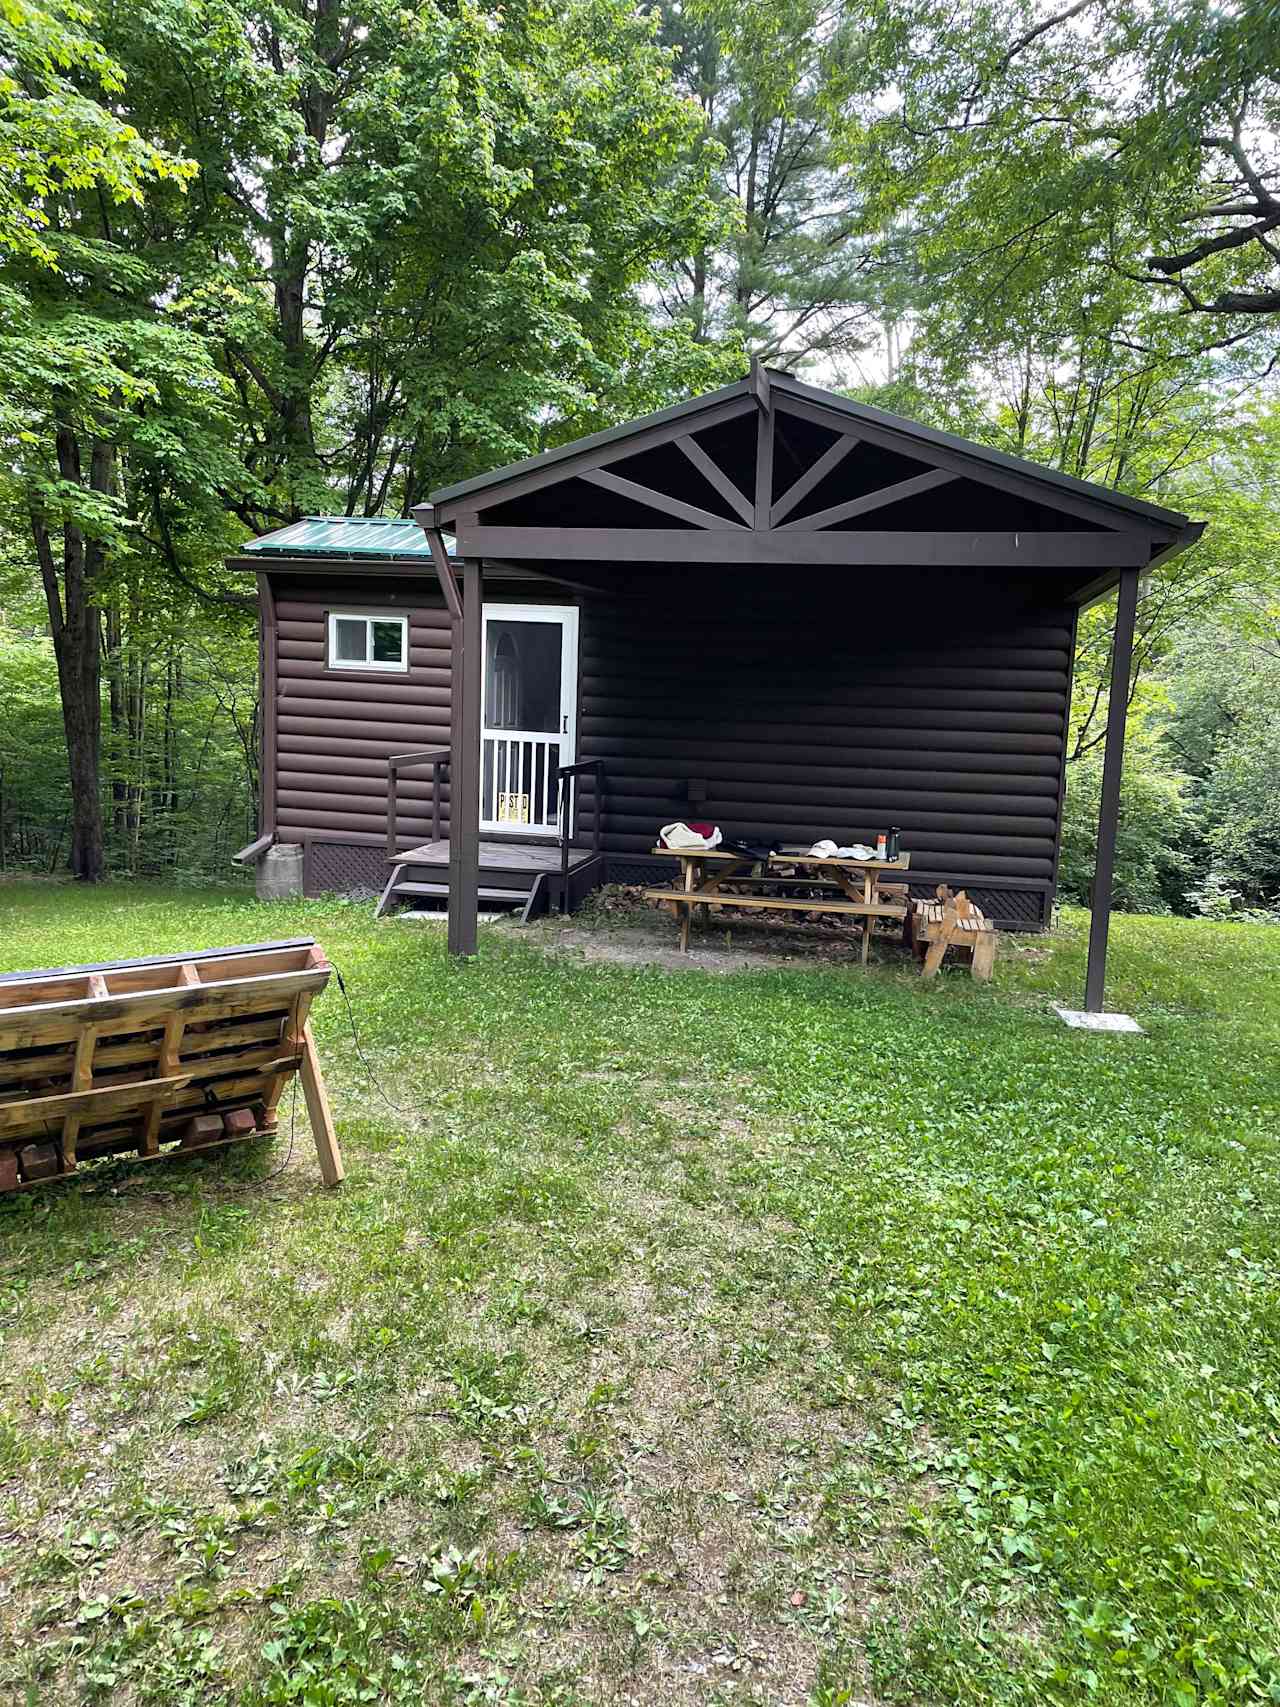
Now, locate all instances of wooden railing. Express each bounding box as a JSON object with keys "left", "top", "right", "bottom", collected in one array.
[
  {"left": 386, "top": 748, "right": 450, "bottom": 859},
  {"left": 555, "top": 759, "right": 605, "bottom": 912}
]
